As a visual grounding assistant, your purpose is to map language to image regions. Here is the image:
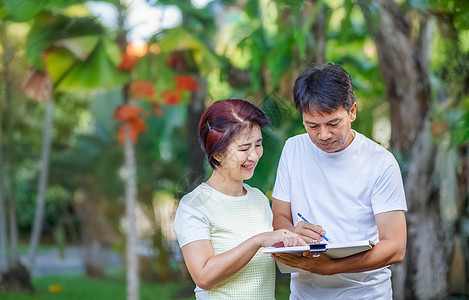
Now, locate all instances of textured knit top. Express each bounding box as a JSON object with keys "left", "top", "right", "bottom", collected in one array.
[{"left": 173, "top": 183, "right": 275, "bottom": 299}]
